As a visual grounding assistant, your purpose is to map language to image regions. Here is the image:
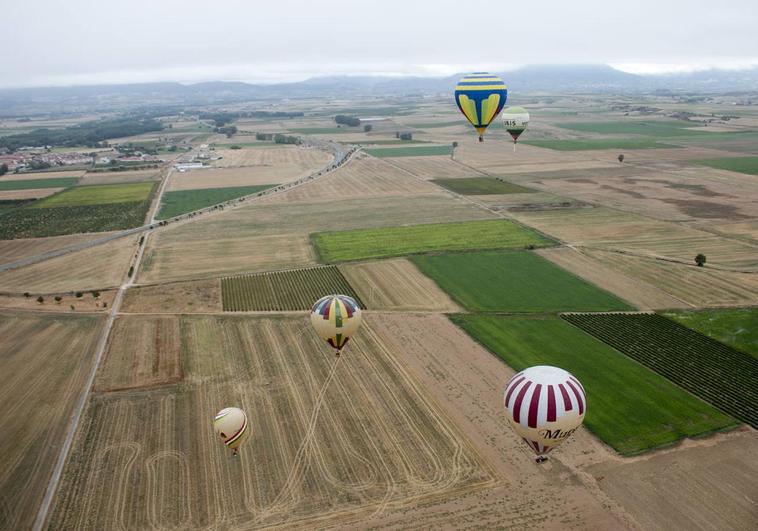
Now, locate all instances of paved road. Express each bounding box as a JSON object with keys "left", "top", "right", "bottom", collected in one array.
[{"left": 0, "top": 140, "right": 353, "bottom": 279}]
